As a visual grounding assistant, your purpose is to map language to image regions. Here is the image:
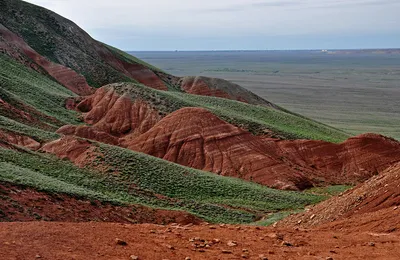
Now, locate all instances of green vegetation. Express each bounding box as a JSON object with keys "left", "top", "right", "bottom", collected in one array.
[
  {"left": 113, "top": 83, "right": 349, "bottom": 143},
  {"left": 104, "top": 43, "right": 165, "bottom": 73},
  {"left": 305, "top": 185, "right": 353, "bottom": 197},
  {"left": 0, "top": 54, "right": 80, "bottom": 127},
  {"left": 251, "top": 210, "right": 303, "bottom": 226},
  {"left": 0, "top": 116, "right": 59, "bottom": 142},
  {"left": 0, "top": 145, "right": 323, "bottom": 223}
]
